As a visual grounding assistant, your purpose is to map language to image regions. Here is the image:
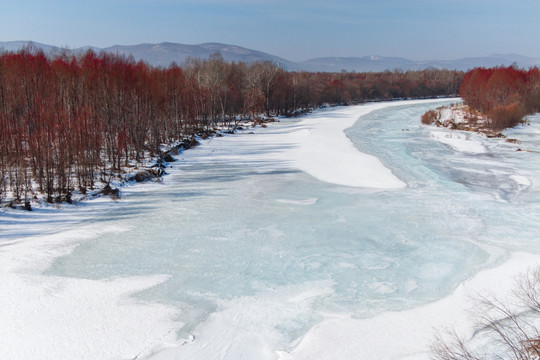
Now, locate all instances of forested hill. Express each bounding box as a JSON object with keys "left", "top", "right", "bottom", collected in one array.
[{"left": 2, "top": 40, "right": 540, "bottom": 72}]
